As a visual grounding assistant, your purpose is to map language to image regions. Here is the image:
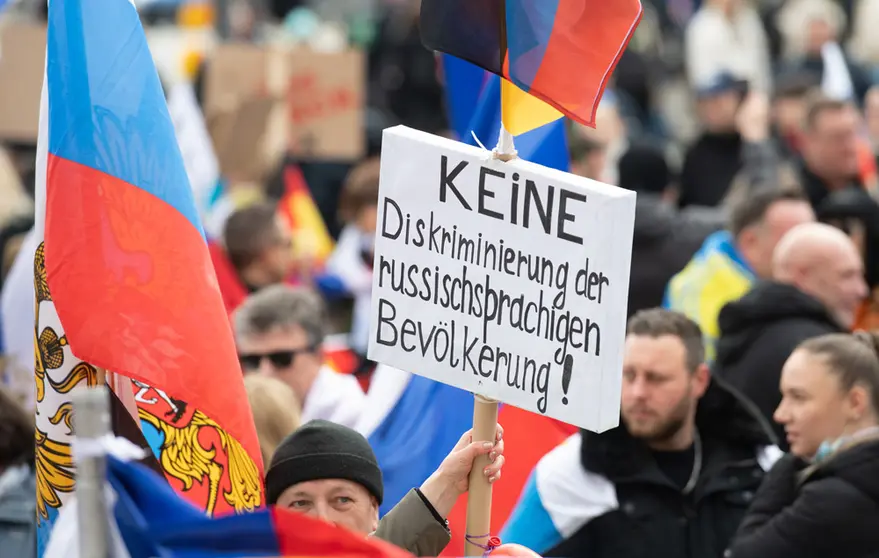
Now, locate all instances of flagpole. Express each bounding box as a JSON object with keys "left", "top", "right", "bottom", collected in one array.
[{"left": 73, "top": 385, "right": 112, "bottom": 558}]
